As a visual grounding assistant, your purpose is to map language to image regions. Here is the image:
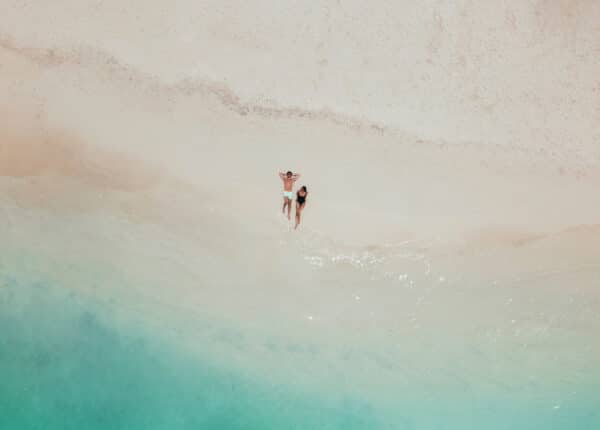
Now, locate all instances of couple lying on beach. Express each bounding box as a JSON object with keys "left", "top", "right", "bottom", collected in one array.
[{"left": 279, "top": 171, "right": 308, "bottom": 230}]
